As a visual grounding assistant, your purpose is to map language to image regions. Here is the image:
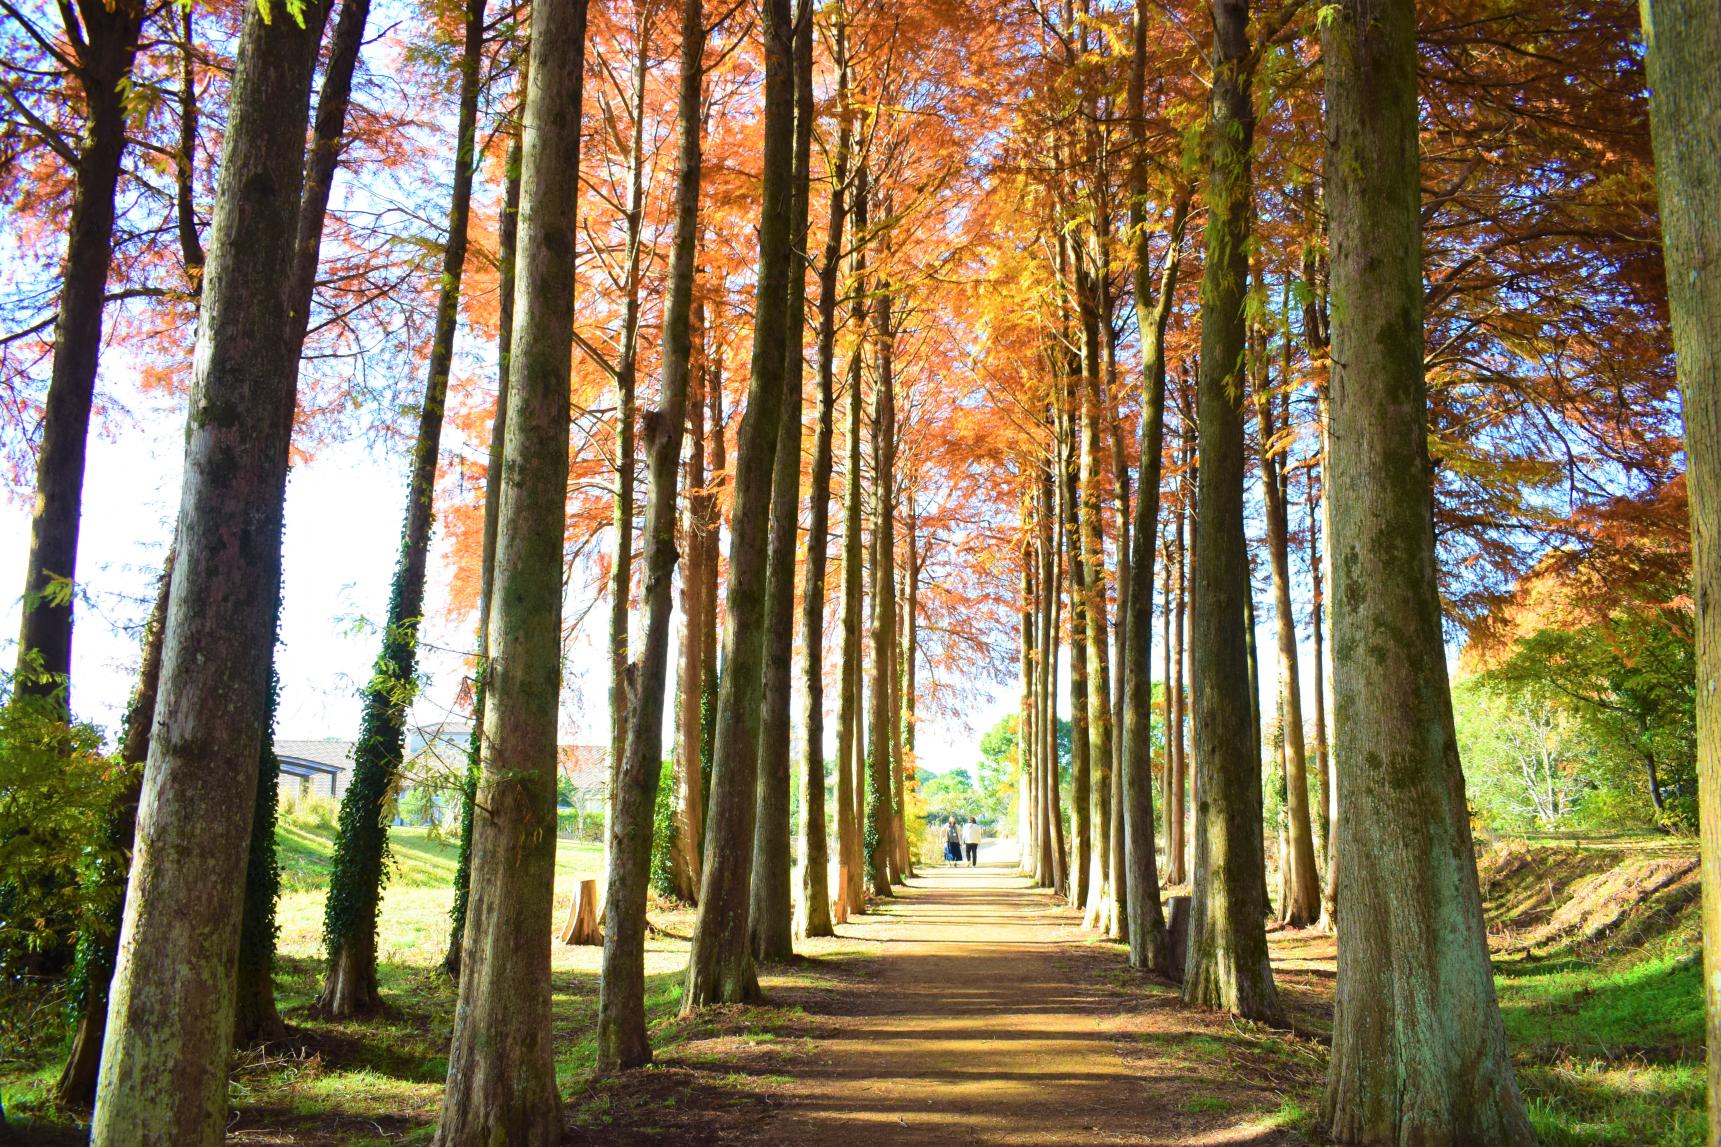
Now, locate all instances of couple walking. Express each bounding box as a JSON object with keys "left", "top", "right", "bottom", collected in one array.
[{"left": 943, "top": 817, "right": 982, "bottom": 866}]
